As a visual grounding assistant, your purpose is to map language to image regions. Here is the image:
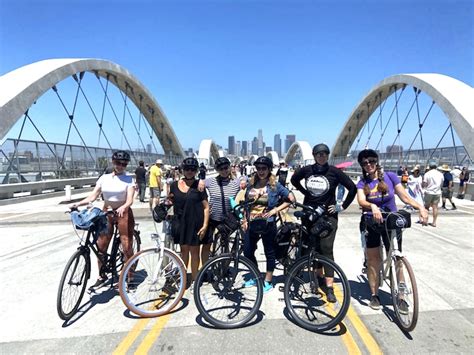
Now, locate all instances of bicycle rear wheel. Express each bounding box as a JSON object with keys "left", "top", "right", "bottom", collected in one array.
[
  {"left": 194, "top": 255, "right": 263, "bottom": 329},
  {"left": 390, "top": 256, "right": 419, "bottom": 332},
  {"left": 284, "top": 255, "right": 351, "bottom": 332},
  {"left": 116, "top": 229, "right": 142, "bottom": 272},
  {"left": 119, "top": 247, "right": 186, "bottom": 317},
  {"left": 57, "top": 249, "right": 90, "bottom": 320}
]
